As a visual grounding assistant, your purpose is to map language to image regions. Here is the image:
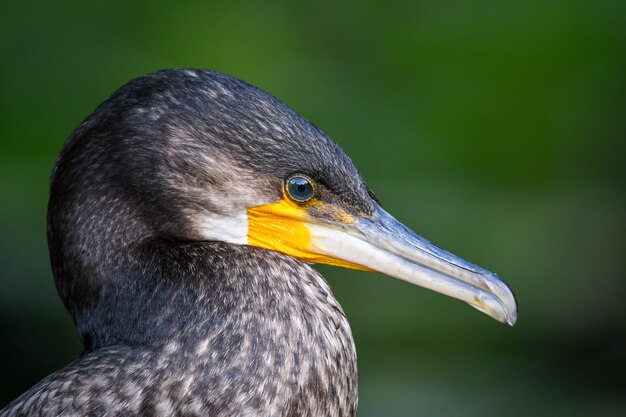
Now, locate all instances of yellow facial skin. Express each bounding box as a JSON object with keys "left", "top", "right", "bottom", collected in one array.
[{"left": 247, "top": 198, "right": 370, "bottom": 271}]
